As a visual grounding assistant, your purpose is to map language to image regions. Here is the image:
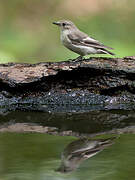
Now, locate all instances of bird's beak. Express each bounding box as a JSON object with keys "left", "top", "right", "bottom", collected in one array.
[{"left": 52, "top": 21, "right": 61, "bottom": 26}]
